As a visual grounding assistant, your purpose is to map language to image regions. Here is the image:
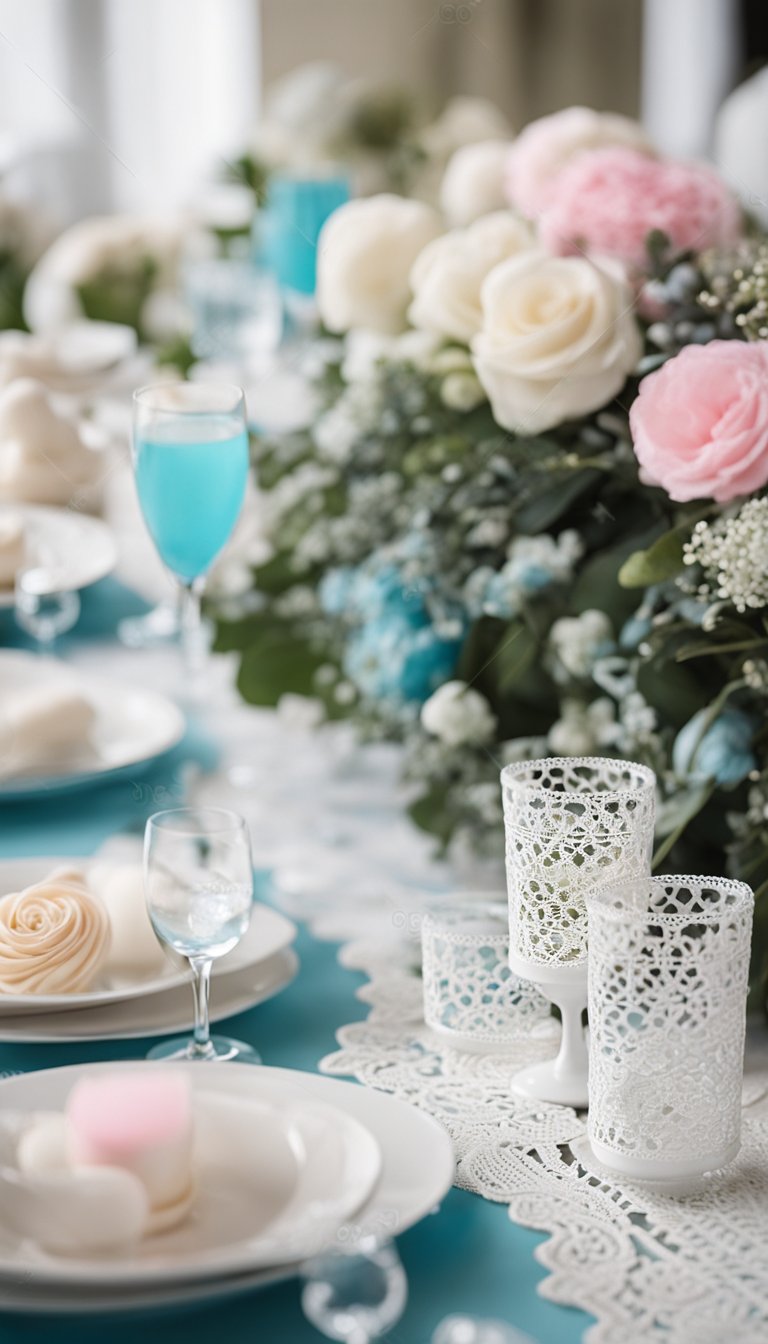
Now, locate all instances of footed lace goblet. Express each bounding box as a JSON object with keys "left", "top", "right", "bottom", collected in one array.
[
  {"left": 586, "top": 874, "right": 753, "bottom": 1187},
  {"left": 501, "top": 757, "right": 656, "bottom": 1107},
  {"left": 421, "top": 900, "right": 550, "bottom": 1052}
]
